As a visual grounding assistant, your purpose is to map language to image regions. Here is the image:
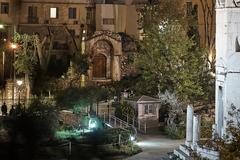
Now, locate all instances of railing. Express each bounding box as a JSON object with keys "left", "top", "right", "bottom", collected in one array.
[
  {"left": 119, "top": 113, "right": 147, "bottom": 134},
  {"left": 100, "top": 112, "right": 147, "bottom": 134},
  {"left": 101, "top": 113, "right": 130, "bottom": 130}
]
